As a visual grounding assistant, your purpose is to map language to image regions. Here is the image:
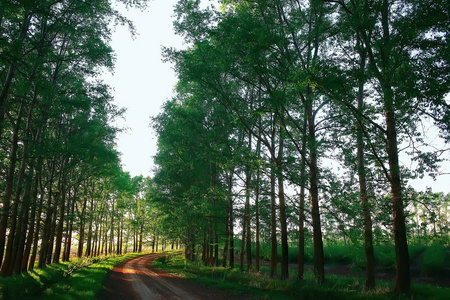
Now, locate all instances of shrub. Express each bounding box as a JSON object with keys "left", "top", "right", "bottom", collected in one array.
[
  {"left": 374, "top": 245, "right": 396, "bottom": 271},
  {"left": 421, "top": 244, "right": 447, "bottom": 276}
]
